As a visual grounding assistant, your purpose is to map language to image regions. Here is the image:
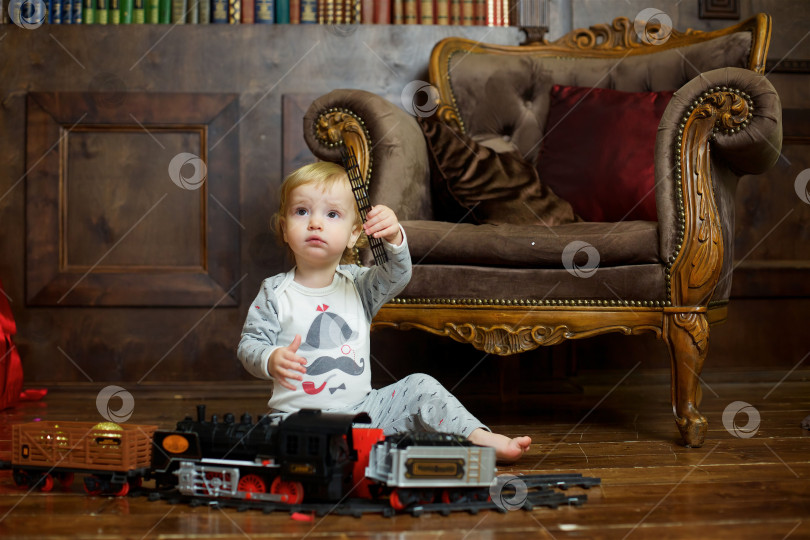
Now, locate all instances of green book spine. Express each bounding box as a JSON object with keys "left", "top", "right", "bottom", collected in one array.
[
  {"left": 146, "top": 0, "right": 158, "bottom": 22},
  {"left": 274, "top": 0, "right": 287, "bottom": 23},
  {"left": 132, "top": 0, "right": 143, "bottom": 21},
  {"left": 83, "top": 0, "right": 95, "bottom": 22},
  {"left": 109, "top": 0, "right": 120, "bottom": 21},
  {"left": 198, "top": 0, "right": 209, "bottom": 22},
  {"left": 157, "top": 0, "right": 169, "bottom": 21},
  {"left": 187, "top": 0, "right": 198, "bottom": 22},
  {"left": 171, "top": 0, "right": 187, "bottom": 22},
  {"left": 95, "top": 0, "right": 108, "bottom": 22},
  {"left": 120, "top": 0, "right": 132, "bottom": 21}
]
